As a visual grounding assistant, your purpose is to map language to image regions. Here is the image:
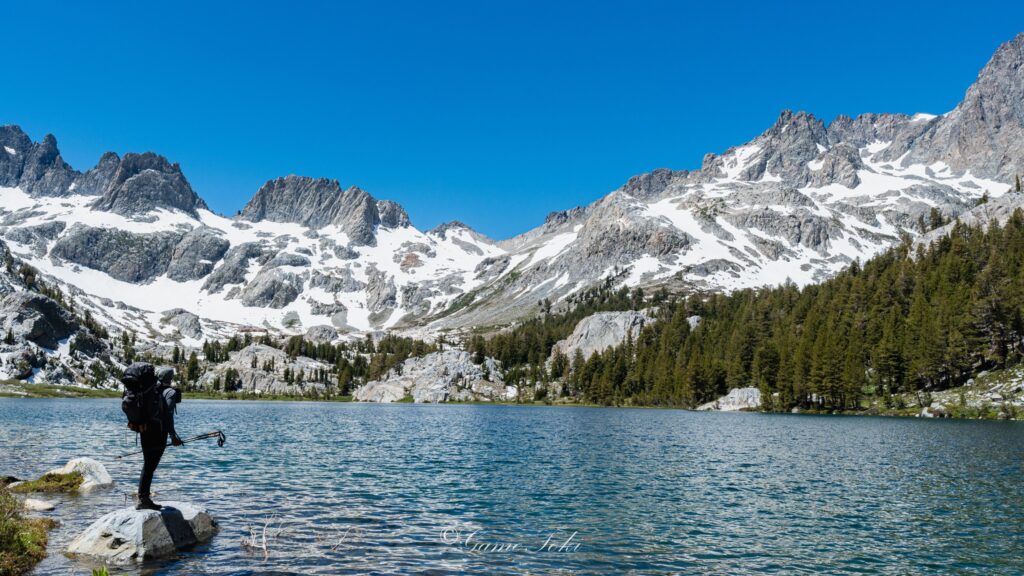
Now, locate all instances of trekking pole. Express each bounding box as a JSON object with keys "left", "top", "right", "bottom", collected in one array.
[{"left": 116, "top": 430, "right": 227, "bottom": 459}]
